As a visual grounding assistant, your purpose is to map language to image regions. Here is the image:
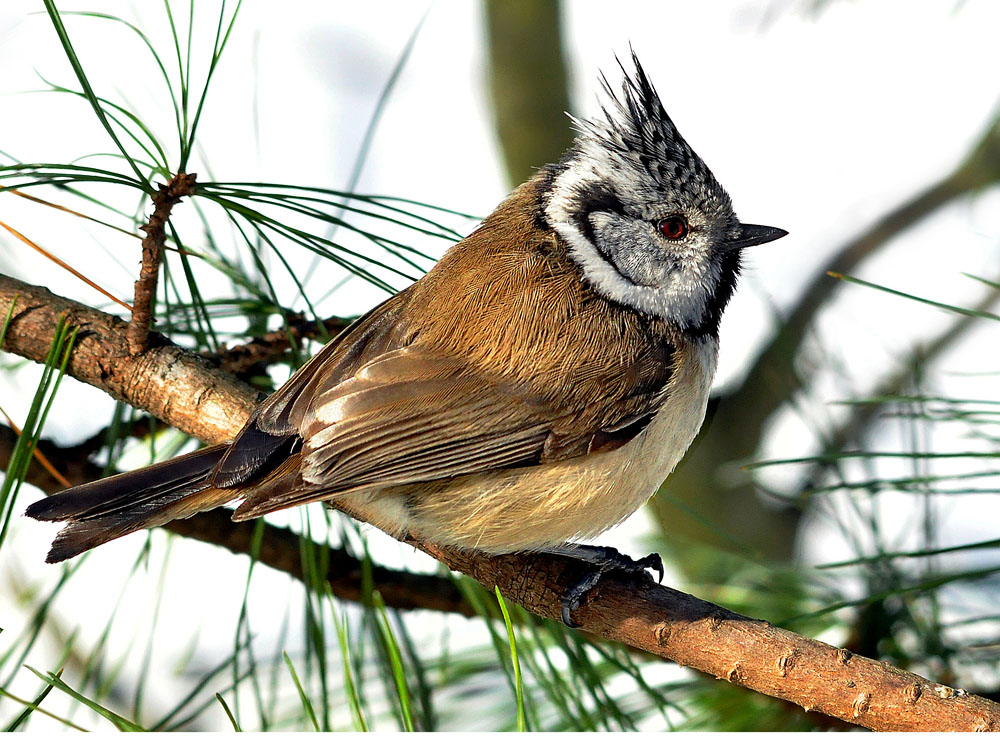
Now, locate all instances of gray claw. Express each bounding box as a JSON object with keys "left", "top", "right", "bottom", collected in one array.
[{"left": 552, "top": 545, "right": 664, "bottom": 627}]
